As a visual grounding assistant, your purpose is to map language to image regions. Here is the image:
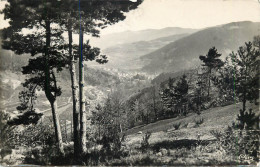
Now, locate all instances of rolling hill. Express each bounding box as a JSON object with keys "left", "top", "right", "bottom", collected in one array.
[{"left": 140, "top": 21, "right": 260, "bottom": 74}]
